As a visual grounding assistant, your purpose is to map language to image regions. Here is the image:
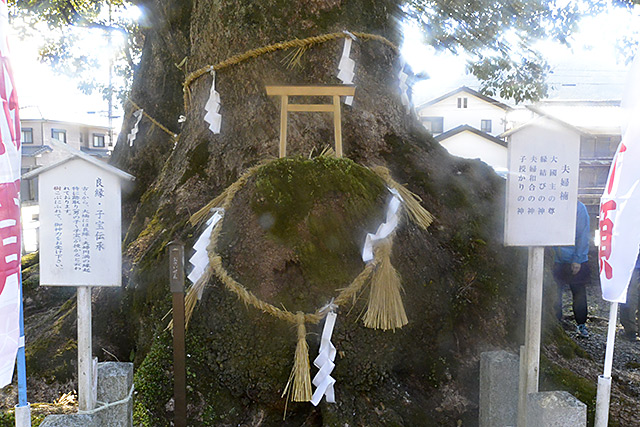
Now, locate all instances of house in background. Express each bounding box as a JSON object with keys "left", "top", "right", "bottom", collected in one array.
[
  {"left": 435, "top": 125, "right": 508, "bottom": 175},
  {"left": 416, "top": 86, "right": 512, "bottom": 137},
  {"left": 418, "top": 87, "right": 621, "bottom": 238}
]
